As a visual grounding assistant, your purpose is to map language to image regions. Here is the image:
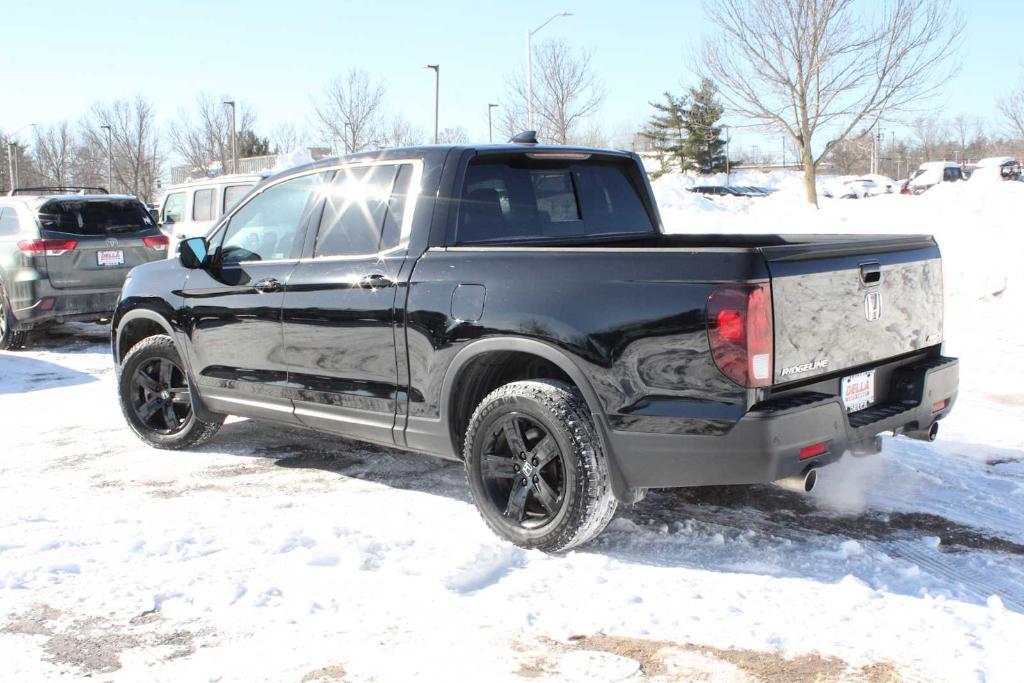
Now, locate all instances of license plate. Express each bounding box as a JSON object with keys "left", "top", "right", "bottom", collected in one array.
[
  {"left": 97, "top": 250, "right": 124, "bottom": 266},
  {"left": 841, "top": 370, "right": 875, "bottom": 413}
]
